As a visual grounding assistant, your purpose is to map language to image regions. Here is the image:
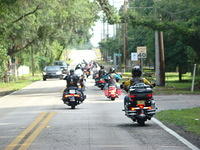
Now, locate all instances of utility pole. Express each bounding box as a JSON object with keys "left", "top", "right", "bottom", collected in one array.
[
  {"left": 155, "top": 31, "right": 165, "bottom": 86},
  {"left": 102, "top": 15, "right": 106, "bottom": 61},
  {"left": 123, "top": 0, "right": 128, "bottom": 72},
  {"left": 106, "top": 21, "right": 109, "bottom": 62}
]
